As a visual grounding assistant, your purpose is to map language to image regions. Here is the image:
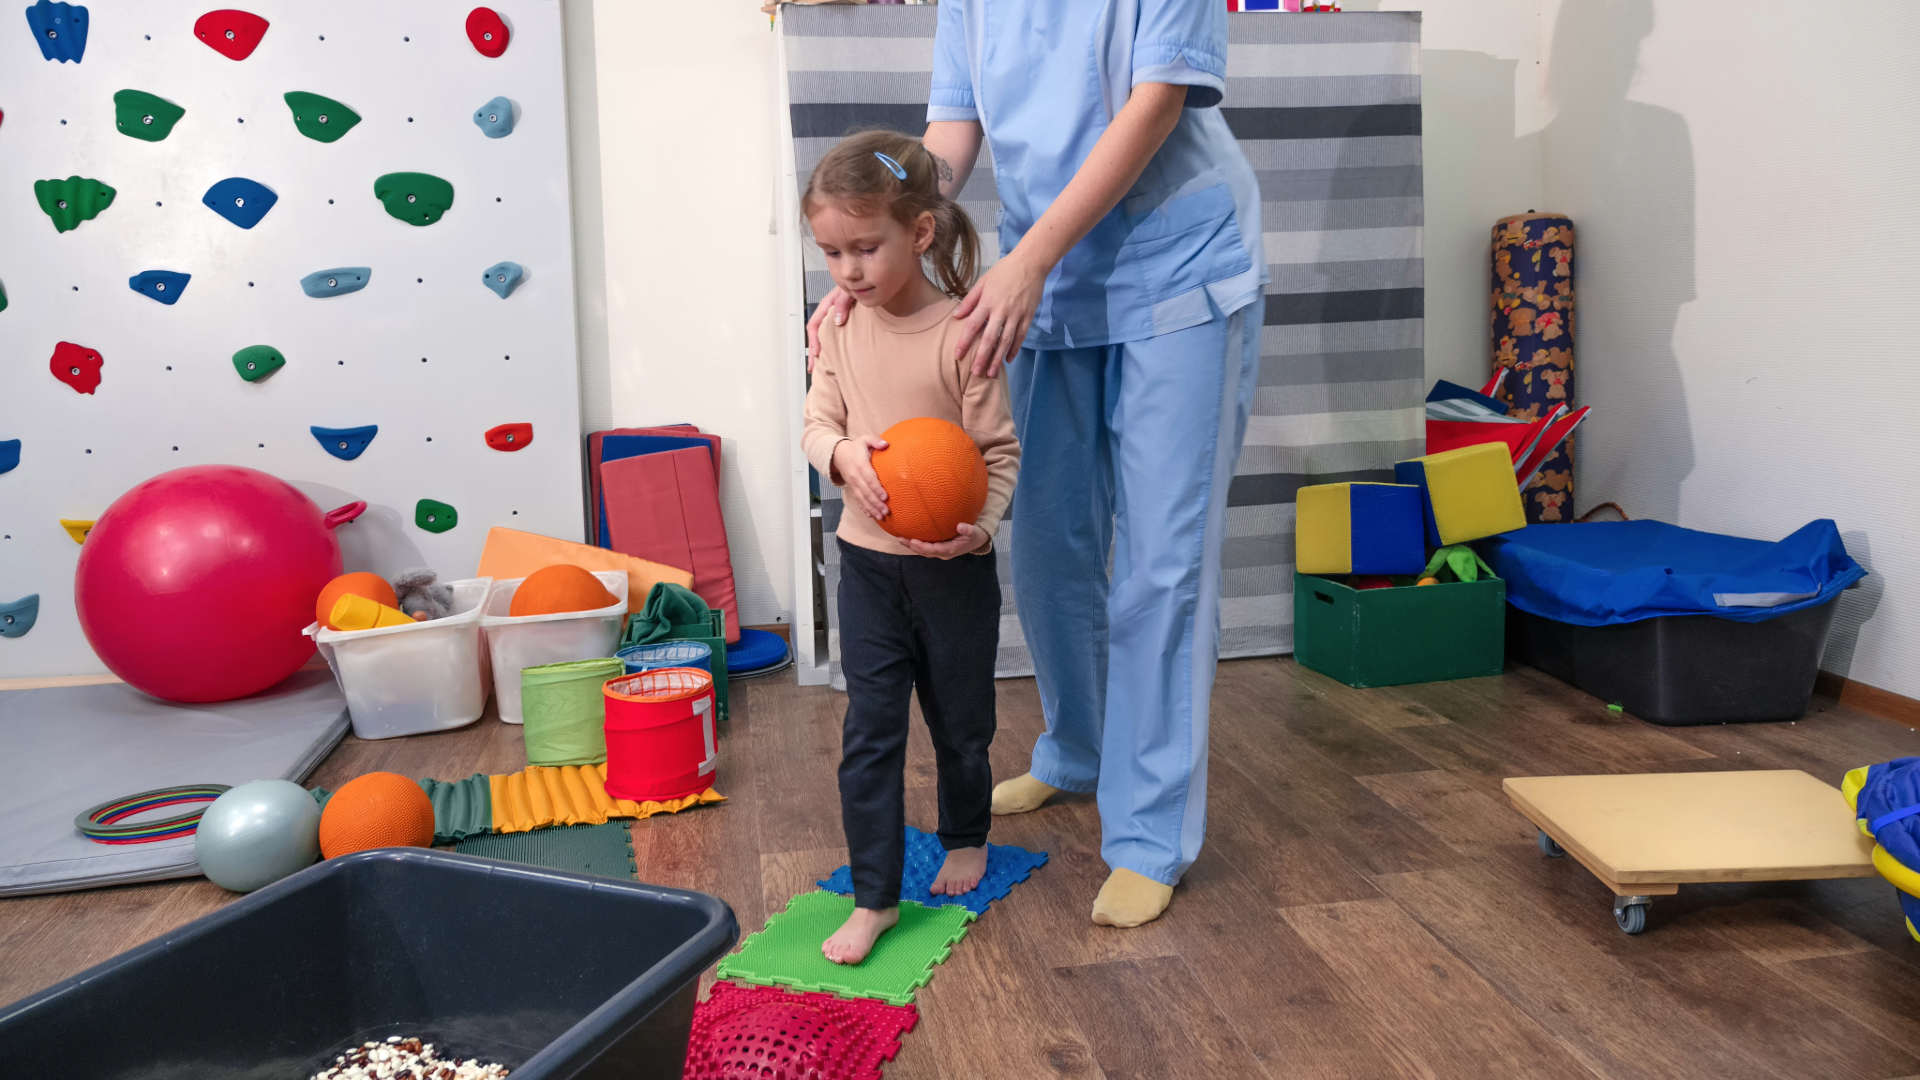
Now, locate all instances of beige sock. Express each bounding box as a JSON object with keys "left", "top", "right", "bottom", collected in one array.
[
  {"left": 991, "top": 773, "right": 1059, "bottom": 816},
  {"left": 1091, "top": 868, "right": 1175, "bottom": 928}
]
